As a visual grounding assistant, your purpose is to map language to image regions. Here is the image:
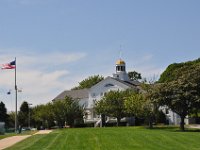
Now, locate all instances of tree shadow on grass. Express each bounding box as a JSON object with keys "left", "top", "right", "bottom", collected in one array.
[
  {"left": 174, "top": 128, "right": 200, "bottom": 132},
  {"left": 145, "top": 126, "right": 200, "bottom": 132}
]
